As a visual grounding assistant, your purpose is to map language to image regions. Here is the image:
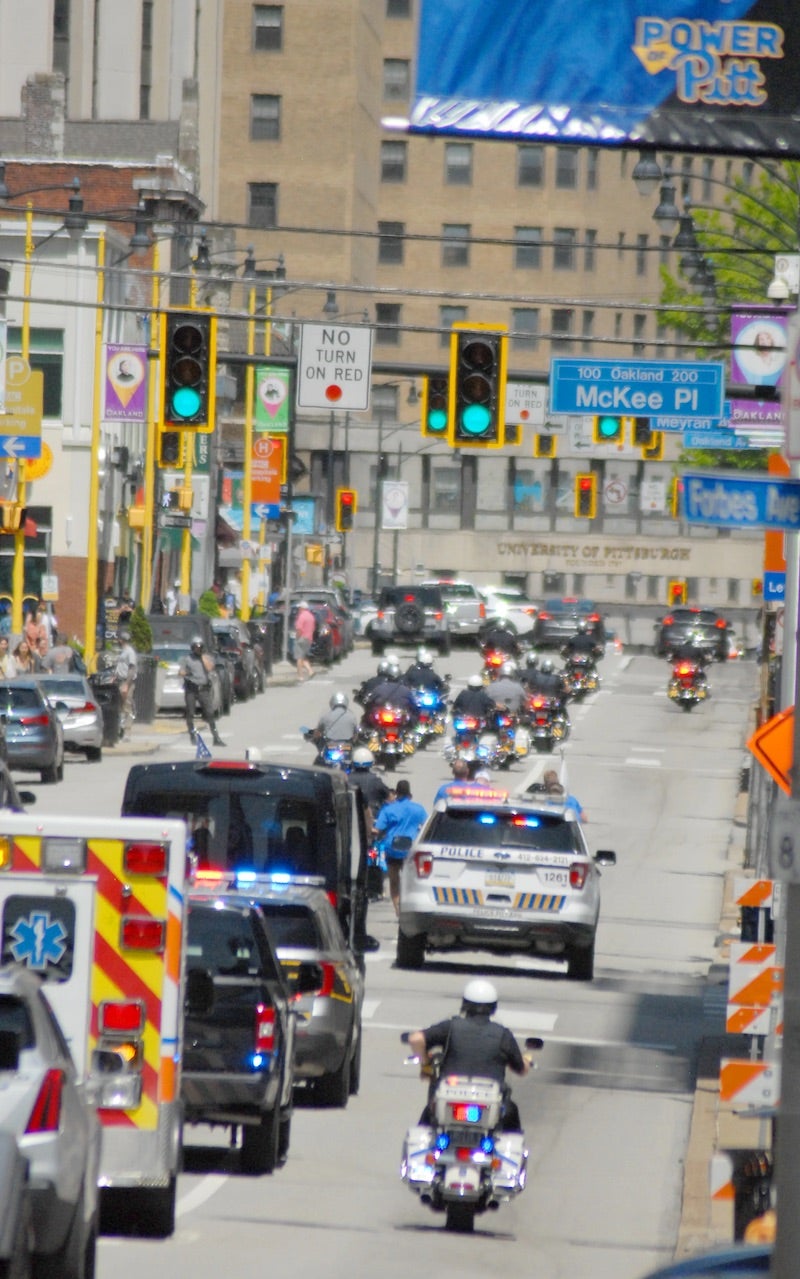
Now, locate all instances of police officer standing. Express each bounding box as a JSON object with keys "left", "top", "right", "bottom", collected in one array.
[{"left": 180, "top": 637, "right": 224, "bottom": 746}]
